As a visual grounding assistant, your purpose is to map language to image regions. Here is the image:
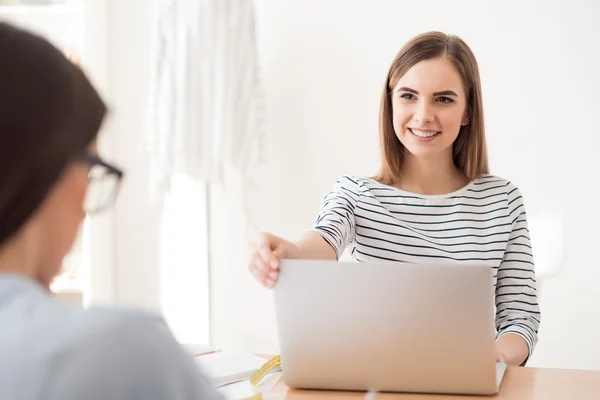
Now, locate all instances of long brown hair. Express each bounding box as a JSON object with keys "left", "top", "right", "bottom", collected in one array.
[
  {"left": 374, "top": 31, "right": 489, "bottom": 186},
  {"left": 0, "top": 22, "right": 107, "bottom": 246}
]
